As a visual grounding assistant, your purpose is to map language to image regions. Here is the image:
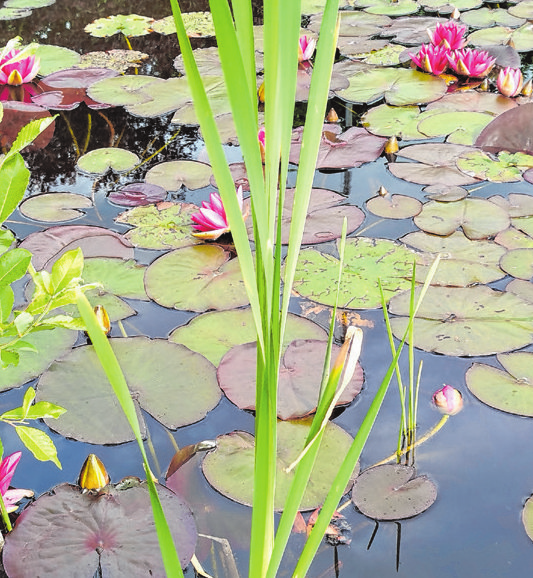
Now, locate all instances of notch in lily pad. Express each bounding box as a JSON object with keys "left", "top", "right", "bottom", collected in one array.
[{"left": 77, "top": 148, "right": 140, "bottom": 175}]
